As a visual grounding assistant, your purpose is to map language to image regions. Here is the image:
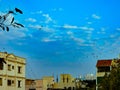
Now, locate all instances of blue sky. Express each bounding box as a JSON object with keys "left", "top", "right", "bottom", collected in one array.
[{"left": 0, "top": 0, "right": 120, "bottom": 79}]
